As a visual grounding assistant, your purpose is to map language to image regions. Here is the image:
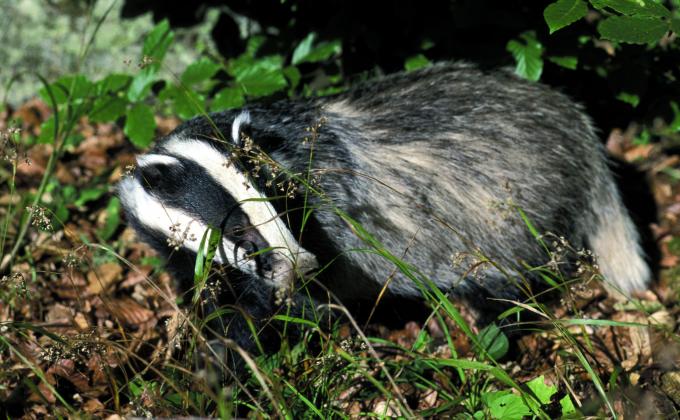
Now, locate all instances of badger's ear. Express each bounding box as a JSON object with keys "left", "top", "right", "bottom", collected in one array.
[{"left": 231, "top": 111, "right": 251, "bottom": 146}]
